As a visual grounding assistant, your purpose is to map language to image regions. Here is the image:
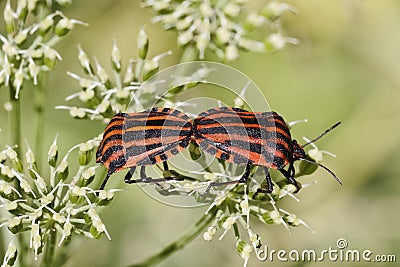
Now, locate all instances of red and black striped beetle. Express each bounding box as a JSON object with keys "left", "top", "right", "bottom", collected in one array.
[
  {"left": 96, "top": 107, "right": 192, "bottom": 190},
  {"left": 97, "top": 107, "right": 341, "bottom": 192},
  {"left": 193, "top": 107, "right": 342, "bottom": 193}
]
